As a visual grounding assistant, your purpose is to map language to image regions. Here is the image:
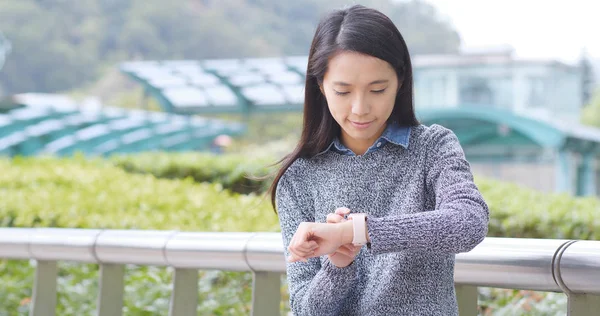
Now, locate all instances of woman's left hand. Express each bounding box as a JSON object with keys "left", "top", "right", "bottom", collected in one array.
[{"left": 287, "top": 220, "right": 353, "bottom": 263}]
